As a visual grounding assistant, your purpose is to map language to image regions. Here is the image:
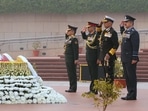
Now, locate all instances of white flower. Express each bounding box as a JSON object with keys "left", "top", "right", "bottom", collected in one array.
[
  {"left": 10, "top": 96, "right": 16, "bottom": 102},
  {"left": 0, "top": 80, "right": 3, "bottom": 83},
  {"left": 9, "top": 79, "right": 15, "bottom": 83},
  {"left": 24, "top": 93, "right": 30, "bottom": 98},
  {"left": 4, "top": 79, "right": 9, "bottom": 84},
  {"left": 31, "top": 90, "right": 39, "bottom": 94},
  {"left": 4, "top": 100, "right": 12, "bottom": 104},
  {"left": 10, "top": 95, "right": 16, "bottom": 101},
  {"left": 36, "top": 76, "right": 43, "bottom": 85},
  {"left": 37, "top": 97, "right": 45, "bottom": 104},
  {"left": 20, "top": 96, "right": 26, "bottom": 102},
  {"left": 26, "top": 99, "right": 32, "bottom": 104},
  {"left": 0, "top": 75, "right": 67, "bottom": 104},
  {"left": 13, "top": 87, "right": 19, "bottom": 91},
  {"left": 33, "top": 98, "right": 37, "bottom": 104},
  {"left": 4, "top": 91, "right": 8, "bottom": 95},
  {"left": 5, "top": 95, "right": 10, "bottom": 99},
  {"left": 27, "top": 93, "right": 33, "bottom": 98},
  {"left": 0, "top": 91, "right": 4, "bottom": 96},
  {"left": 19, "top": 91, "right": 25, "bottom": 96},
  {"left": 2, "top": 96, "right": 6, "bottom": 101},
  {"left": 14, "top": 91, "right": 19, "bottom": 96}
]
